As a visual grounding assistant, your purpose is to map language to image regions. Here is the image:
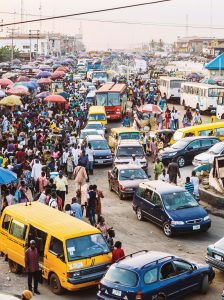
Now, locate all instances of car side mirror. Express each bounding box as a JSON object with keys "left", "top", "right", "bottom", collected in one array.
[
  {"left": 187, "top": 146, "right": 193, "bottom": 151},
  {"left": 153, "top": 204, "right": 161, "bottom": 209}
]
